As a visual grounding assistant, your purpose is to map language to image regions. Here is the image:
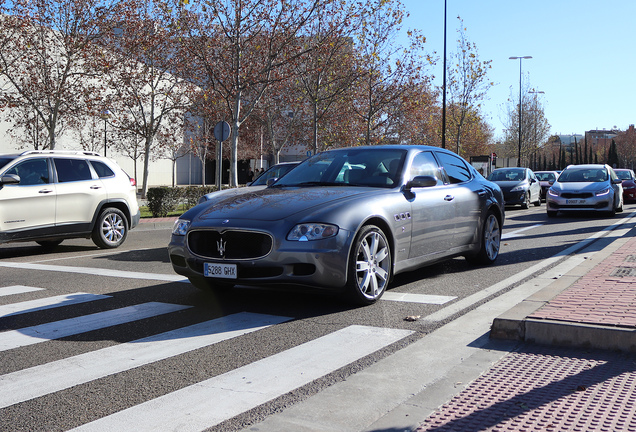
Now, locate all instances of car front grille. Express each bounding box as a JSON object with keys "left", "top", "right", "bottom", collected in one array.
[
  {"left": 187, "top": 229, "right": 273, "bottom": 260},
  {"left": 561, "top": 192, "right": 594, "bottom": 199}
]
